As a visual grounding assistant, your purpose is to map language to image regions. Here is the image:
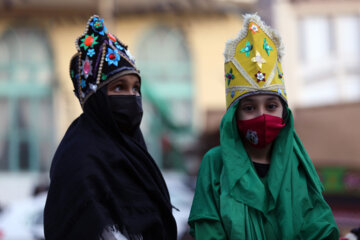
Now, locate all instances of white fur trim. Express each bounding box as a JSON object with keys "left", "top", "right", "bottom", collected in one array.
[{"left": 224, "top": 13, "right": 285, "bottom": 63}]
